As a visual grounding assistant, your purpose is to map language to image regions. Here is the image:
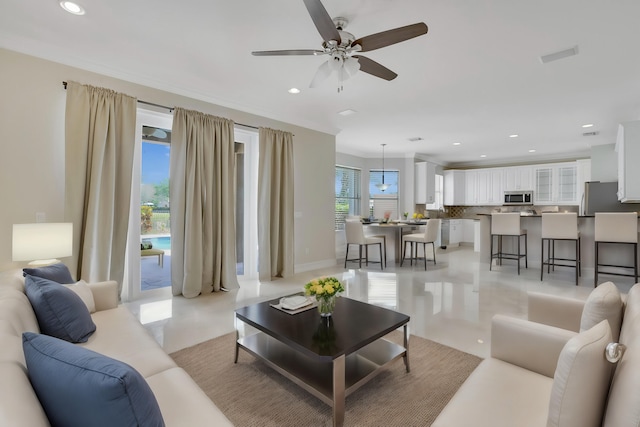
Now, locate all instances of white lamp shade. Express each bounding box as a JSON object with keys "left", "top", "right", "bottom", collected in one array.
[{"left": 12, "top": 223, "right": 73, "bottom": 262}]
